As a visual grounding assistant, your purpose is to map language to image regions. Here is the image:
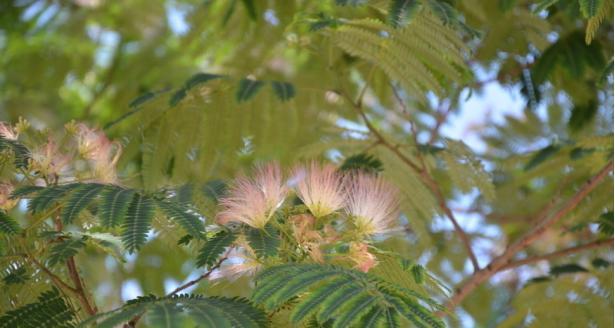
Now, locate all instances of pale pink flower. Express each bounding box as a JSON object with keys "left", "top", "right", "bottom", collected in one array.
[
  {"left": 210, "top": 248, "right": 262, "bottom": 281},
  {"left": 0, "top": 123, "right": 18, "bottom": 140},
  {"left": 75, "top": 124, "right": 121, "bottom": 183},
  {"left": 293, "top": 162, "right": 345, "bottom": 218},
  {"left": 348, "top": 242, "right": 378, "bottom": 272},
  {"left": 0, "top": 183, "right": 17, "bottom": 210},
  {"left": 216, "top": 163, "right": 287, "bottom": 229},
  {"left": 344, "top": 173, "right": 400, "bottom": 236},
  {"left": 291, "top": 214, "right": 325, "bottom": 263},
  {"left": 30, "top": 138, "right": 71, "bottom": 177}
]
